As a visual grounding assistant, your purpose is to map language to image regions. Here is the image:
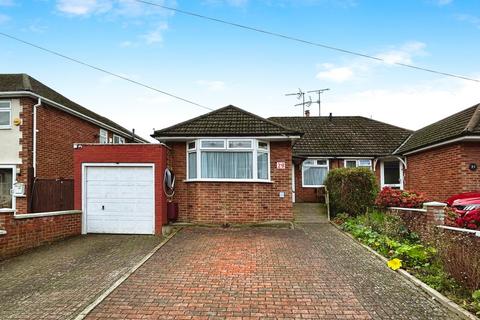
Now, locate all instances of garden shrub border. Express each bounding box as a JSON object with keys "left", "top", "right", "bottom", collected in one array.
[{"left": 331, "top": 222, "right": 479, "bottom": 320}]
